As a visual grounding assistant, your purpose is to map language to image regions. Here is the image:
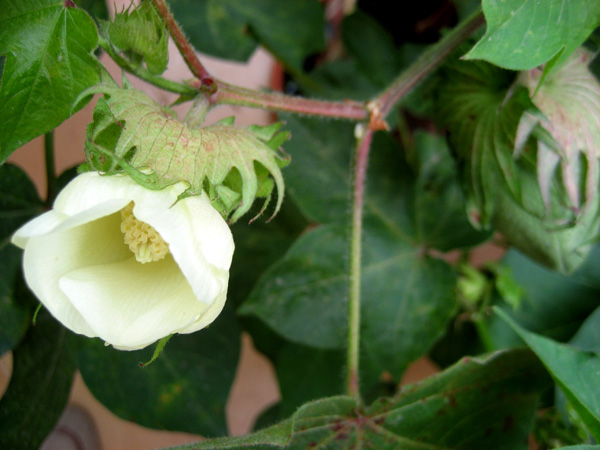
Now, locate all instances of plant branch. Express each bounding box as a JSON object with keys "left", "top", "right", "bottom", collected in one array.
[
  {"left": 150, "top": 0, "right": 215, "bottom": 91},
  {"left": 371, "top": 8, "right": 484, "bottom": 122},
  {"left": 99, "top": 38, "right": 197, "bottom": 96},
  {"left": 347, "top": 125, "right": 373, "bottom": 402},
  {"left": 213, "top": 81, "right": 368, "bottom": 121}
]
